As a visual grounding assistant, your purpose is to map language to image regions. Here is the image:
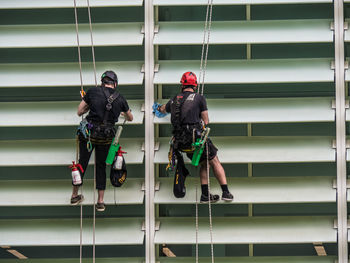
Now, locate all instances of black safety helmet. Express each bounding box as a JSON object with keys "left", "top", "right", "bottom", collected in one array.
[{"left": 101, "top": 70, "right": 118, "bottom": 87}]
